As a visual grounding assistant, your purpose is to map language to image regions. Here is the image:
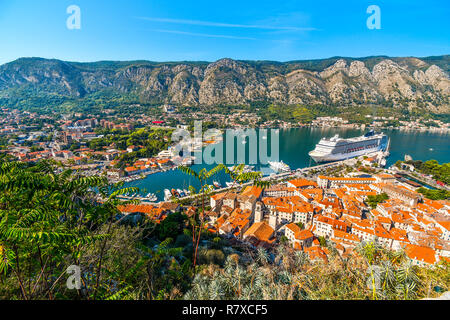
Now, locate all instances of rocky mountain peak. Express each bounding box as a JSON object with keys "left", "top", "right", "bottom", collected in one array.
[{"left": 0, "top": 56, "right": 448, "bottom": 112}]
